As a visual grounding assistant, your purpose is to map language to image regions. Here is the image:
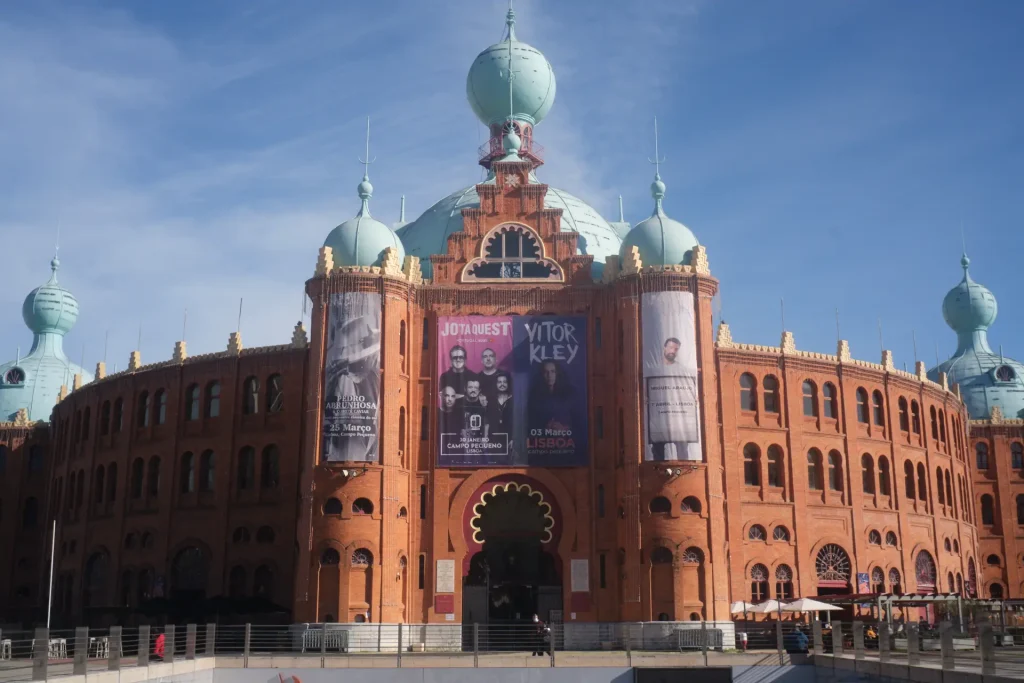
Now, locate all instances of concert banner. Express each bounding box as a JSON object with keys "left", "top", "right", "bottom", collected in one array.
[
  {"left": 641, "top": 291, "right": 702, "bottom": 462},
  {"left": 321, "top": 292, "right": 381, "bottom": 463},
  {"left": 437, "top": 315, "right": 588, "bottom": 467}
]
